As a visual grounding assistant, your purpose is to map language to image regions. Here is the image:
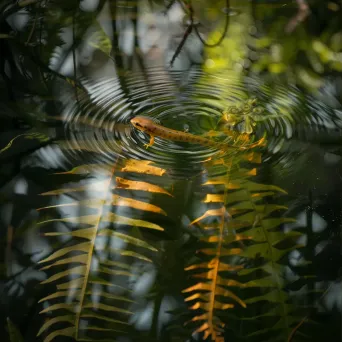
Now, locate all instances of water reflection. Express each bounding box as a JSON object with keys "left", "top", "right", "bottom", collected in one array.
[
  {"left": 1, "top": 1, "right": 342, "bottom": 342},
  {"left": 56, "top": 67, "right": 342, "bottom": 180},
  {"left": 35, "top": 64, "right": 341, "bottom": 341}
]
